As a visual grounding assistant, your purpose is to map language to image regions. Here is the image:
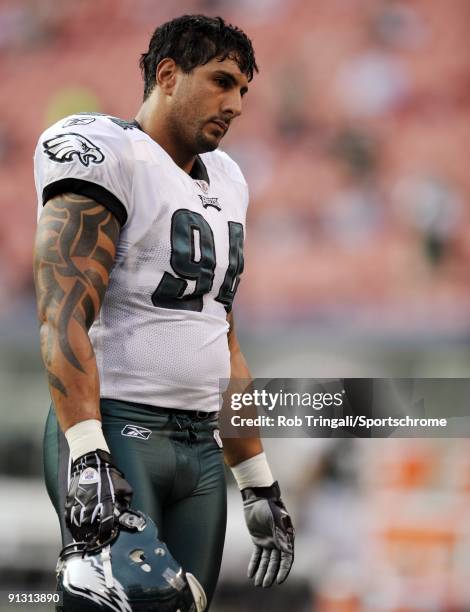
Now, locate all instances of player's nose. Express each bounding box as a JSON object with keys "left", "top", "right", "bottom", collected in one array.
[{"left": 222, "top": 90, "right": 243, "bottom": 119}]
